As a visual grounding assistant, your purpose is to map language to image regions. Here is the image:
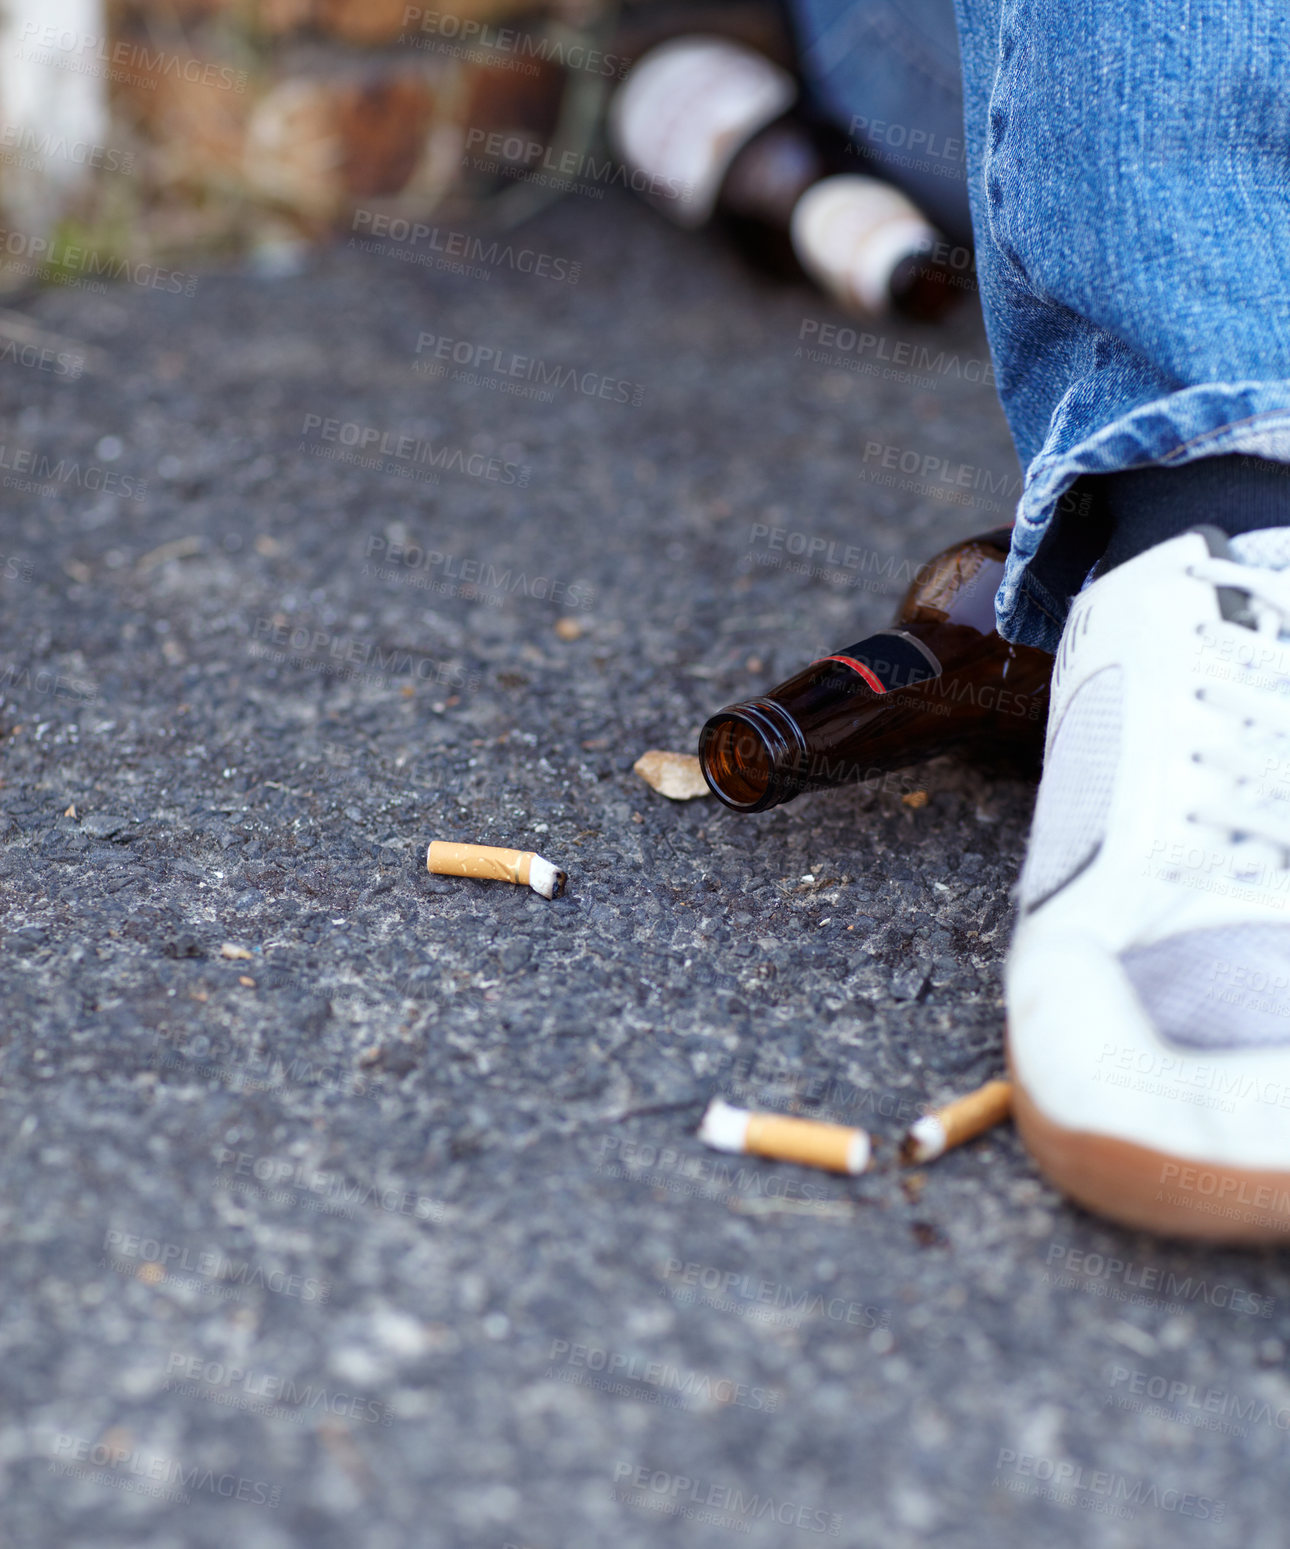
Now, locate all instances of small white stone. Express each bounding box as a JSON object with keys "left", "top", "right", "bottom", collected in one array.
[
  {"left": 329, "top": 1346, "right": 385, "bottom": 1386},
  {"left": 633, "top": 749, "right": 710, "bottom": 800},
  {"left": 373, "top": 1308, "right": 428, "bottom": 1356}
]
